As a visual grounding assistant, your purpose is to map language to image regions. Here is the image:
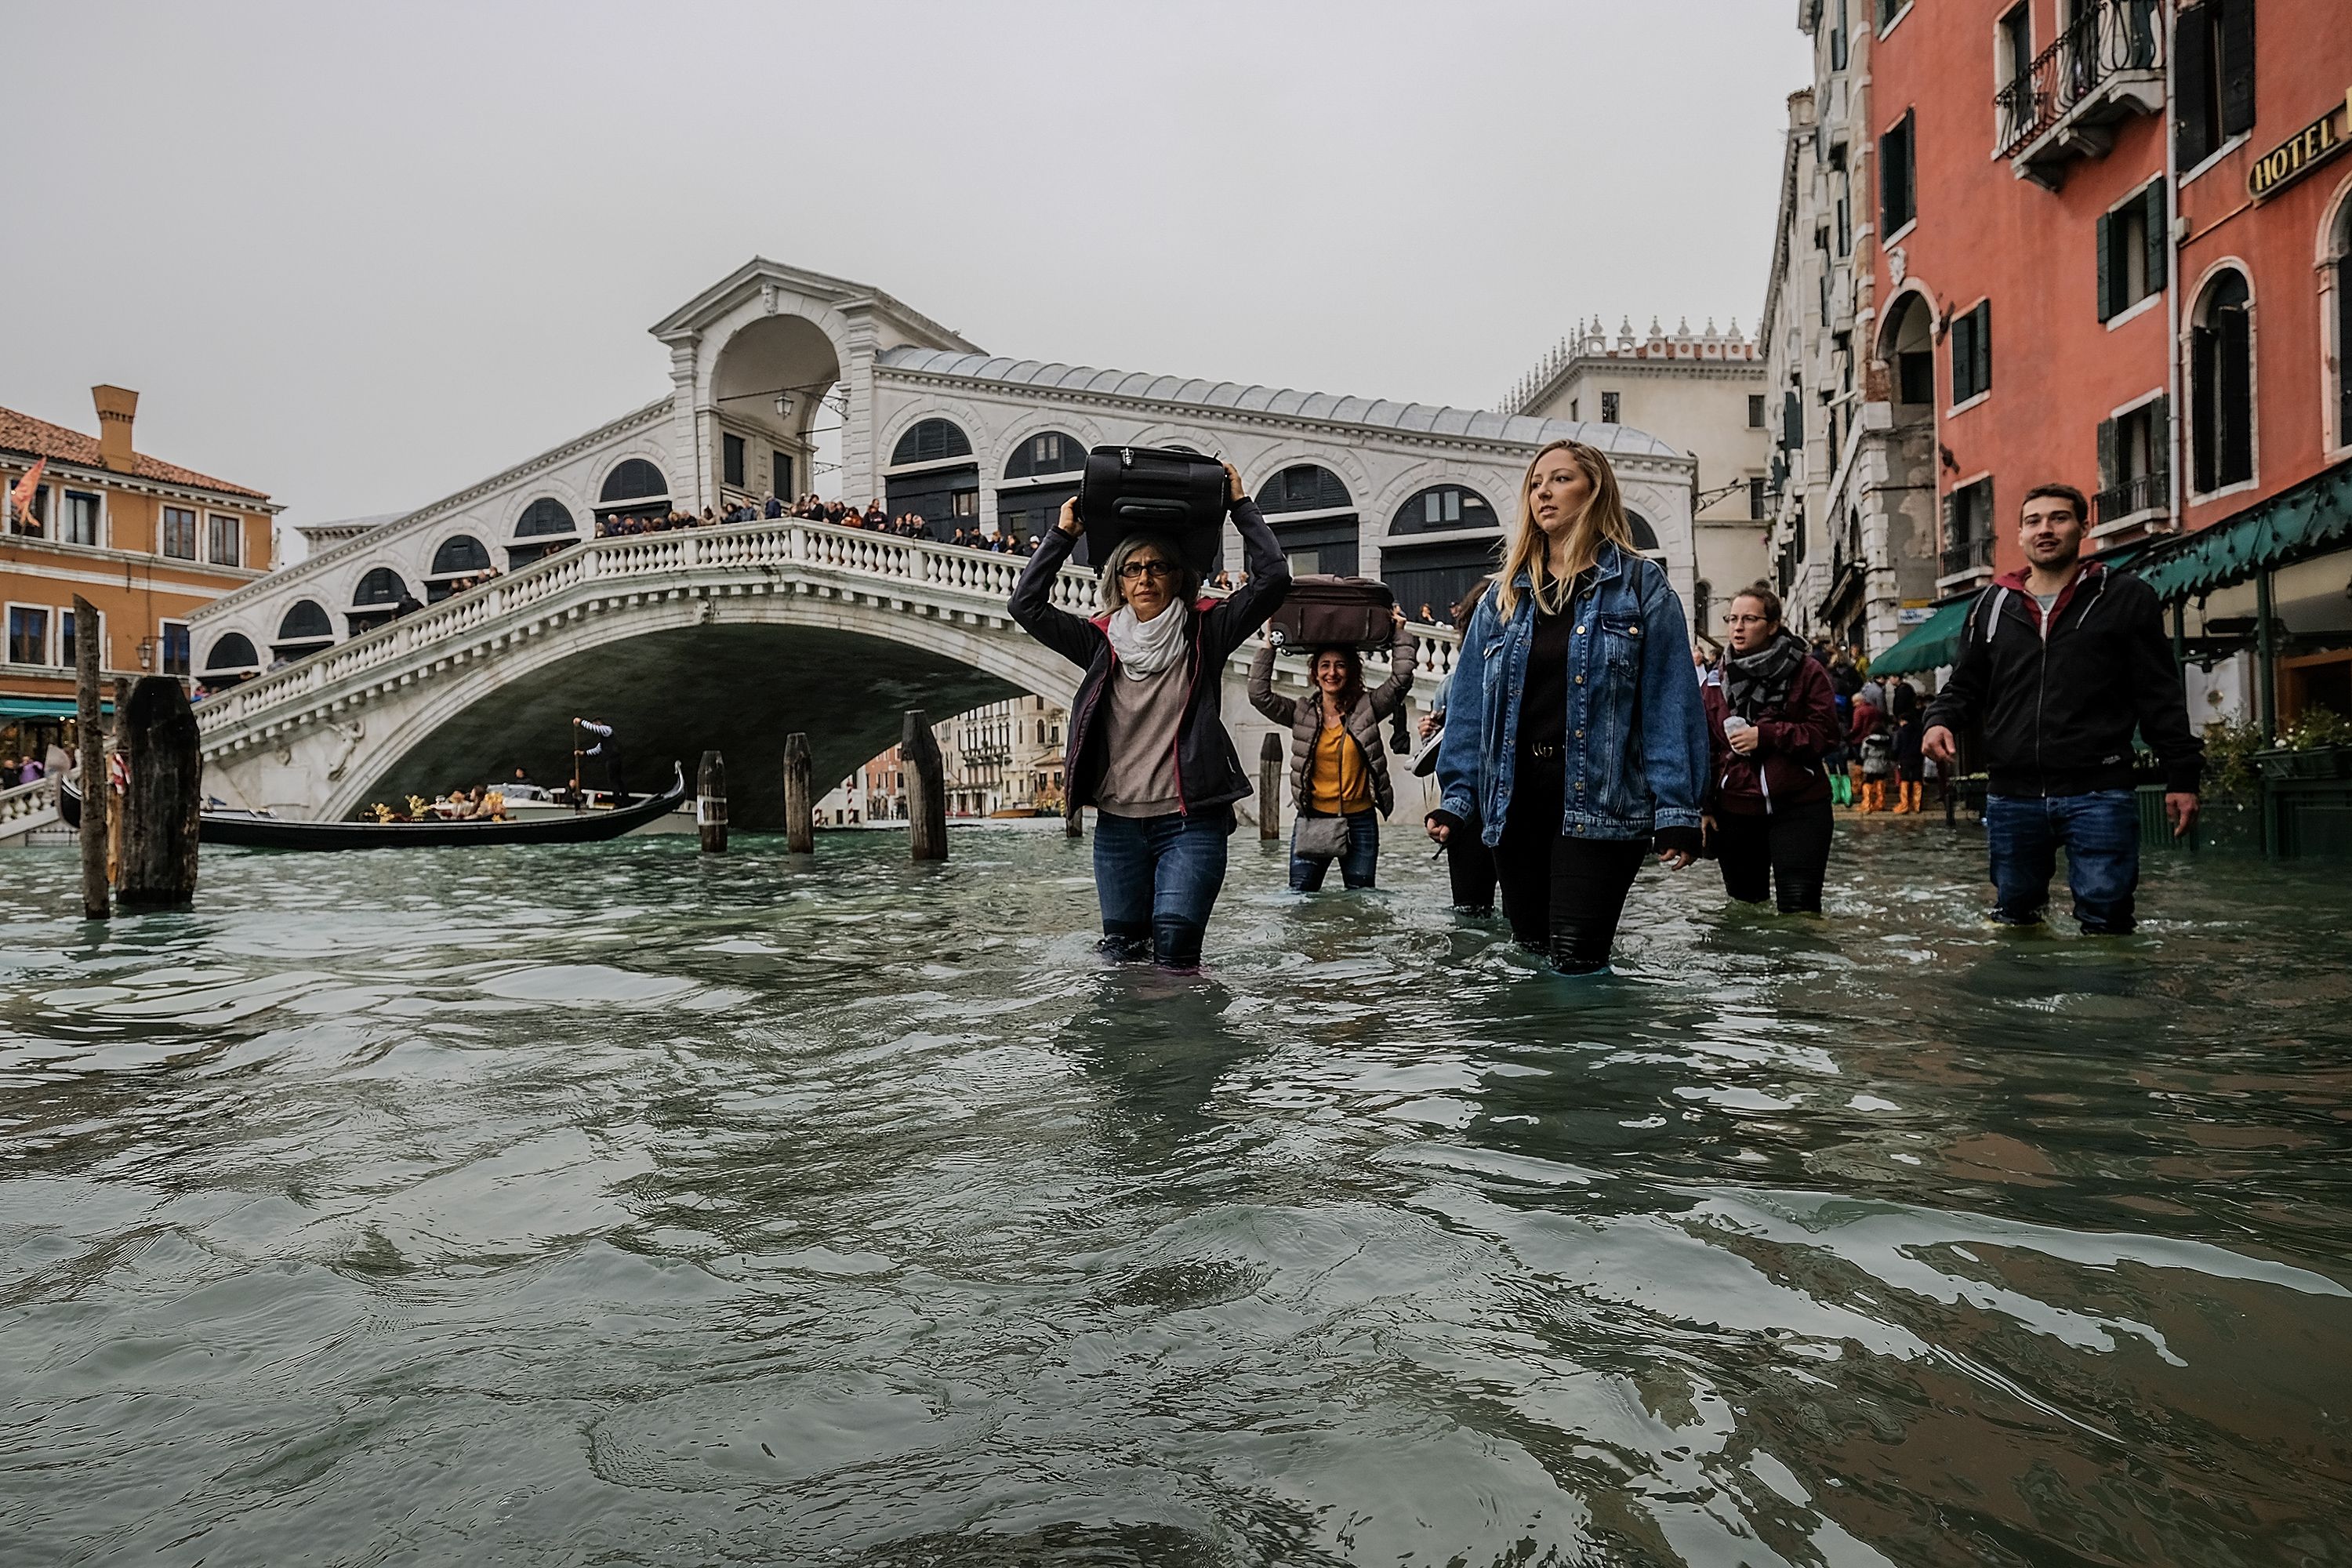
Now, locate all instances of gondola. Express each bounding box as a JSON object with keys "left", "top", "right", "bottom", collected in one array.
[{"left": 59, "top": 763, "right": 688, "bottom": 851}]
